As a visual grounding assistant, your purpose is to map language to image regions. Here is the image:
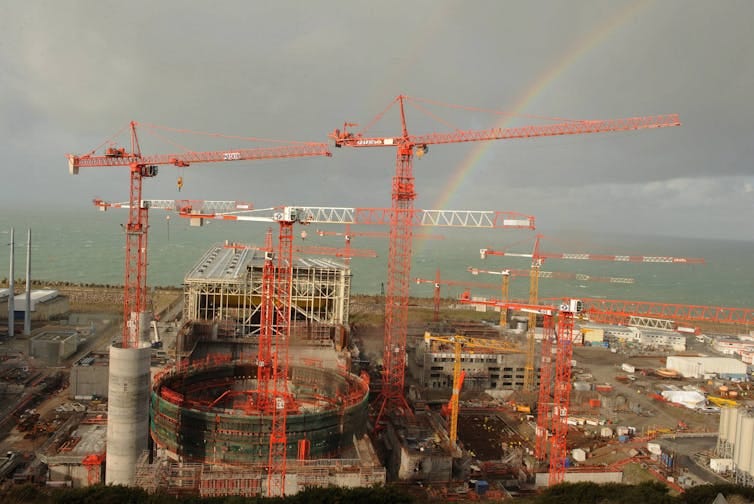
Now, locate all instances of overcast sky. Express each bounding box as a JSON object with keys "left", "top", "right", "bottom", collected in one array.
[{"left": 1, "top": 0, "right": 752, "bottom": 241}]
